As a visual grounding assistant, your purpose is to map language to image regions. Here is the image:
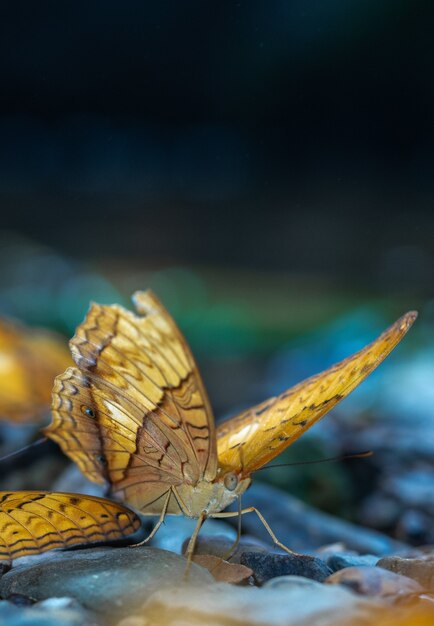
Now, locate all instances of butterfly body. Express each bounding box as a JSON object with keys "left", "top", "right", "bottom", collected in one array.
[{"left": 173, "top": 474, "right": 251, "bottom": 518}]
